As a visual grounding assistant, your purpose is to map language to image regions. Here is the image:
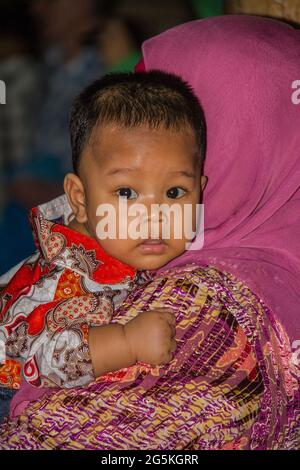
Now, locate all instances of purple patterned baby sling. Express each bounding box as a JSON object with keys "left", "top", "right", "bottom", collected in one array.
[{"left": 0, "top": 265, "right": 299, "bottom": 449}]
